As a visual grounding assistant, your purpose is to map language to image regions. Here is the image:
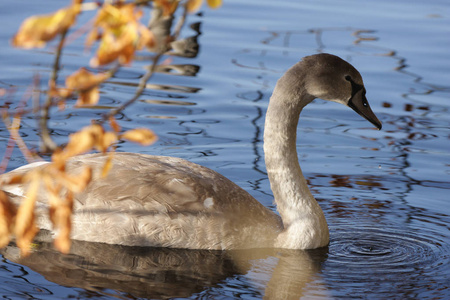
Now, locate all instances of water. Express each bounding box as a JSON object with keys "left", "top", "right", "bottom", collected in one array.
[{"left": 1, "top": 0, "right": 449, "bottom": 299}]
